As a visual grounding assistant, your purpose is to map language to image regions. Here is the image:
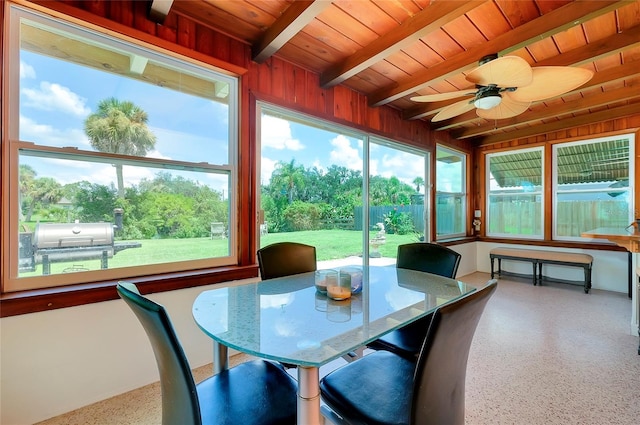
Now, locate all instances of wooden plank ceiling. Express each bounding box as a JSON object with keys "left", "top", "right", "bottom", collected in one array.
[{"left": 153, "top": 0, "right": 640, "bottom": 146}]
